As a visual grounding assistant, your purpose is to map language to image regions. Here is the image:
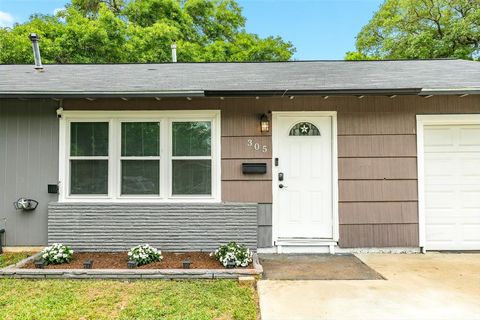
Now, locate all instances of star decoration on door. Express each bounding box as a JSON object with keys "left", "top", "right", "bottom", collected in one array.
[
  {"left": 300, "top": 124, "right": 310, "bottom": 134},
  {"left": 289, "top": 122, "right": 321, "bottom": 136}
]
